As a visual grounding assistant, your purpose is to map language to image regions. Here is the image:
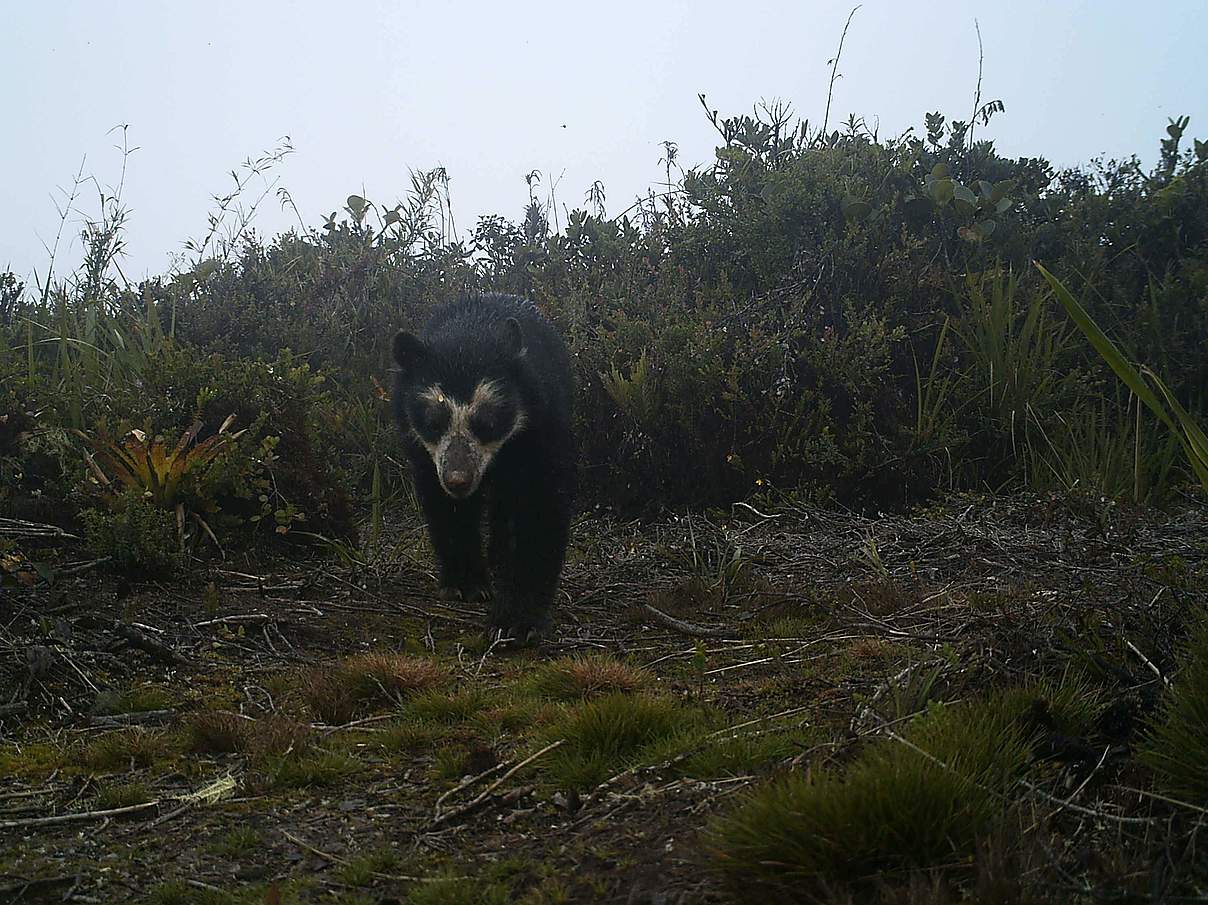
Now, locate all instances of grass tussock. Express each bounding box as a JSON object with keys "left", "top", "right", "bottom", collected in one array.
[
  {"left": 540, "top": 693, "right": 706, "bottom": 791},
  {"left": 184, "top": 711, "right": 311, "bottom": 757},
  {"left": 94, "top": 781, "right": 153, "bottom": 809},
  {"left": 254, "top": 749, "right": 360, "bottom": 791},
  {"left": 81, "top": 728, "right": 179, "bottom": 772},
  {"left": 529, "top": 654, "right": 650, "bottom": 701},
  {"left": 0, "top": 741, "right": 69, "bottom": 778},
  {"left": 182, "top": 711, "right": 247, "bottom": 753},
  {"left": 206, "top": 826, "right": 263, "bottom": 859},
  {"left": 1142, "top": 616, "right": 1208, "bottom": 800},
  {"left": 706, "top": 693, "right": 1039, "bottom": 898},
  {"left": 92, "top": 684, "right": 175, "bottom": 715},
  {"left": 675, "top": 730, "right": 815, "bottom": 779},
  {"left": 336, "top": 847, "right": 405, "bottom": 886},
  {"left": 300, "top": 652, "right": 448, "bottom": 724},
  {"left": 406, "top": 687, "right": 489, "bottom": 724},
  {"left": 845, "top": 578, "right": 924, "bottom": 618}
]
